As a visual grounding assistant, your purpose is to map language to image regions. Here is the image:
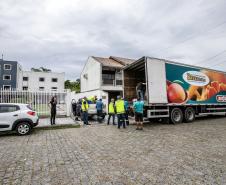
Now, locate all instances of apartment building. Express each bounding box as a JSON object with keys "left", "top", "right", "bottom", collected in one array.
[
  {"left": 0, "top": 59, "right": 23, "bottom": 90},
  {"left": 22, "top": 71, "right": 65, "bottom": 92}
]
